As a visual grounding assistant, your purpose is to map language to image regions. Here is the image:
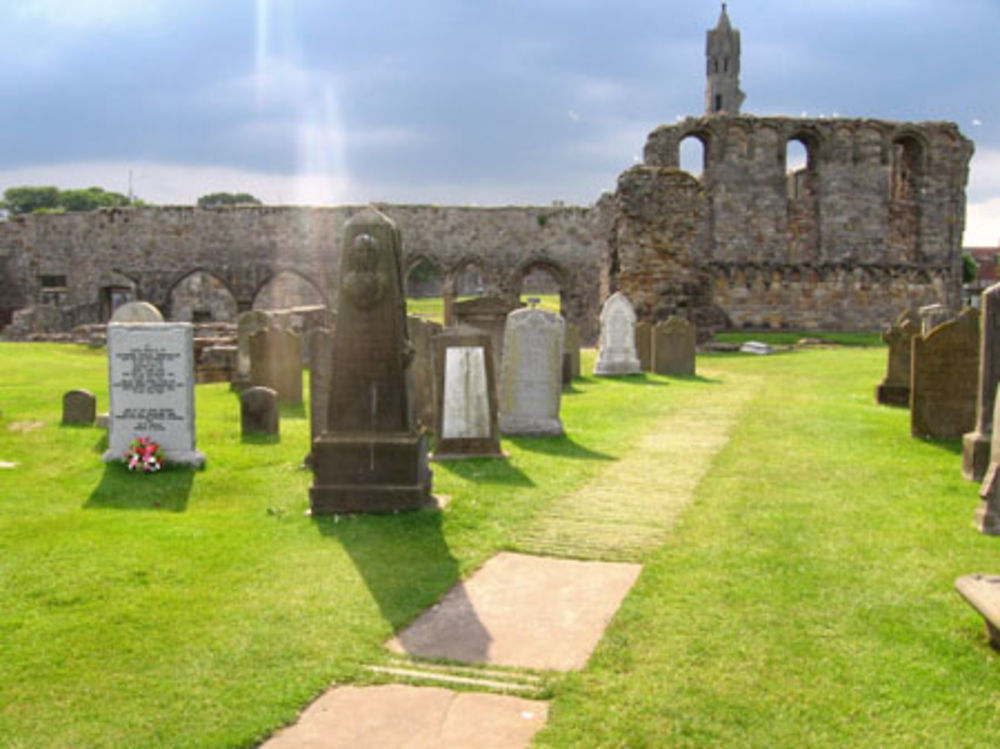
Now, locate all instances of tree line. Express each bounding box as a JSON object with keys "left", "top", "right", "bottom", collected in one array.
[{"left": 1, "top": 186, "right": 262, "bottom": 215}]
